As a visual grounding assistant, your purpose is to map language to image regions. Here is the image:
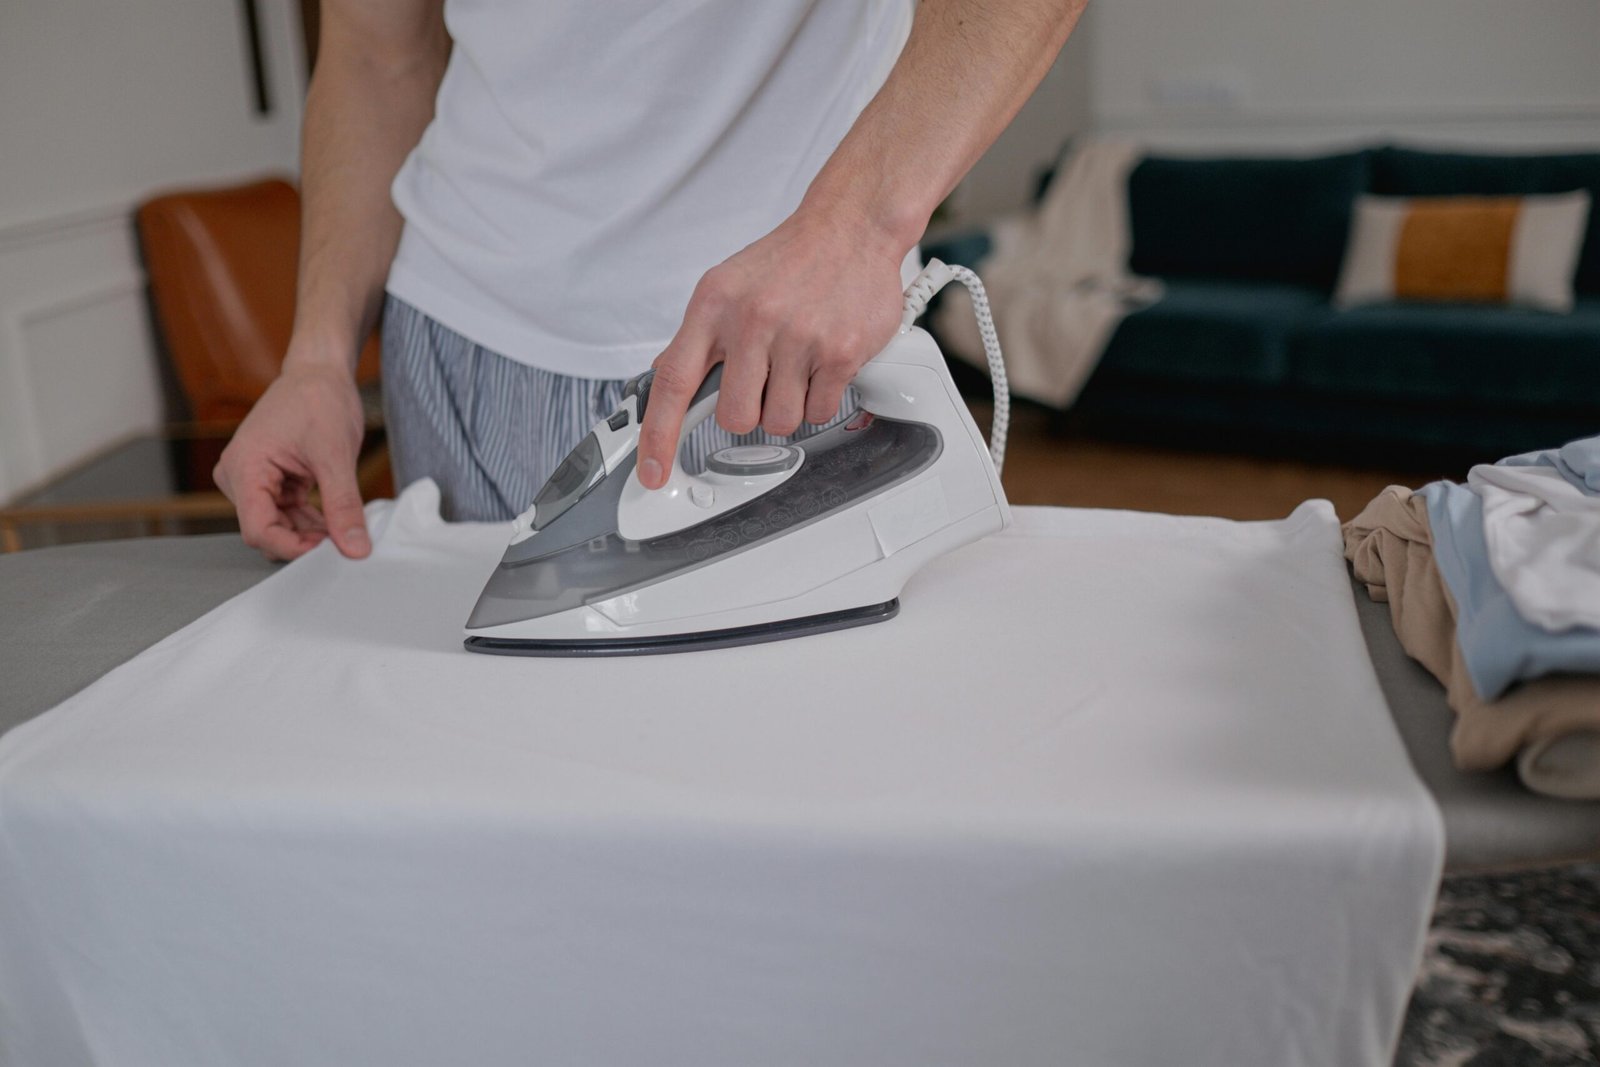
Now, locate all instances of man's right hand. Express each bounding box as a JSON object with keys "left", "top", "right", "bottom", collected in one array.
[{"left": 213, "top": 360, "right": 371, "bottom": 562}]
